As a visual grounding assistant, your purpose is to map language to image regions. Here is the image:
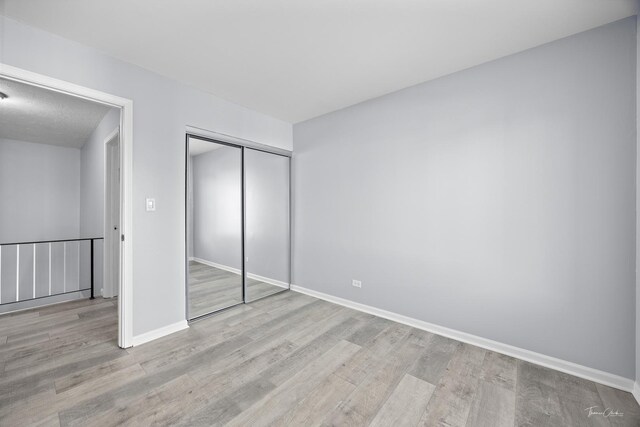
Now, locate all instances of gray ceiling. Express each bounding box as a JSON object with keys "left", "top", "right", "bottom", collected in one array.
[
  {"left": 0, "top": 77, "right": 114, "bottom": 148},
  {"left": 0, "top": 0, "right": 636, "bottom": 123}
]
